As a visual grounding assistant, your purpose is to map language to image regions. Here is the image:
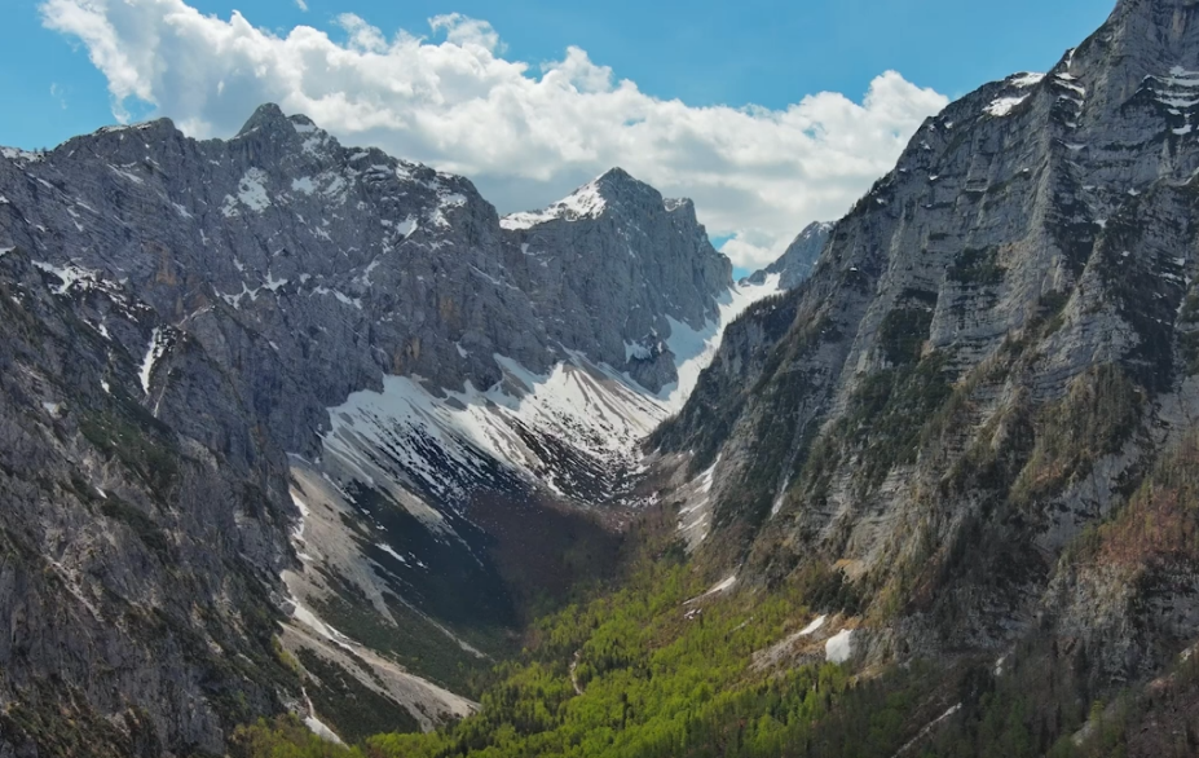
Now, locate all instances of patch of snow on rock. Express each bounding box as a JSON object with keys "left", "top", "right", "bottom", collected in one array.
[
  {"left": 139, "top": 328, "right": 170, "bottom": 395},
  {"left": 825, "top": 629, "right": 854, "bottom": 664},
  {"left": 236, "top": 168, "right": 271, "bottom": 212},
  {"left": 798, "top": 615, "right": 827, "bottom": 636},
  {"left": 986, "top": 95, "right": 1029, "bottom": 117},
  {"left": 1011, "top": 72, "right": 1045, "bottom": 88}
]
